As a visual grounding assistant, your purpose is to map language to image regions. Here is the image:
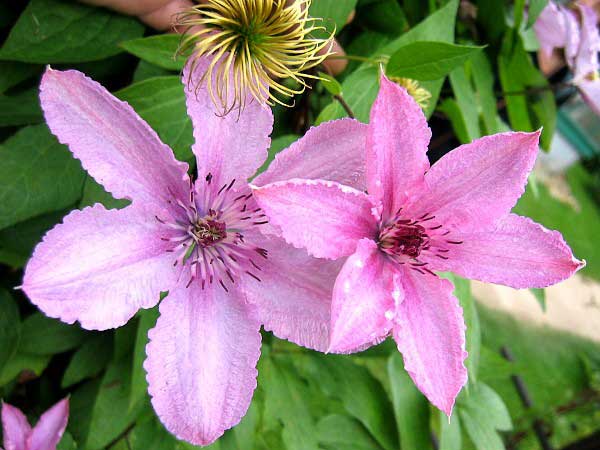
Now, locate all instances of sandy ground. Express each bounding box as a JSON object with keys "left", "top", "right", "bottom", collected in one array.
[{"left": 473, "top": 275, "right": 600, "bottom": 343}]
